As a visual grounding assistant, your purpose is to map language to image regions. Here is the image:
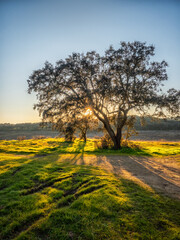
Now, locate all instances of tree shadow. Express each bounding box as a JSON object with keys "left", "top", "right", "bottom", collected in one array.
[
  {"left": 69, "top": 154, "right": 180, "bottom": 199},
  {"left": 1, "top": 150, "right": 180, "bottom": 239}
]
